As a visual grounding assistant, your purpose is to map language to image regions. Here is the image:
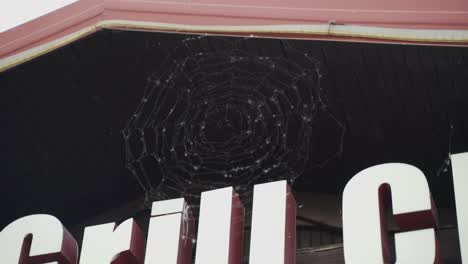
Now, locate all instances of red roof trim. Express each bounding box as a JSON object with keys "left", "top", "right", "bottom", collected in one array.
[{"left": 1, "top": 0, "right": 468, "bottom": 69}]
